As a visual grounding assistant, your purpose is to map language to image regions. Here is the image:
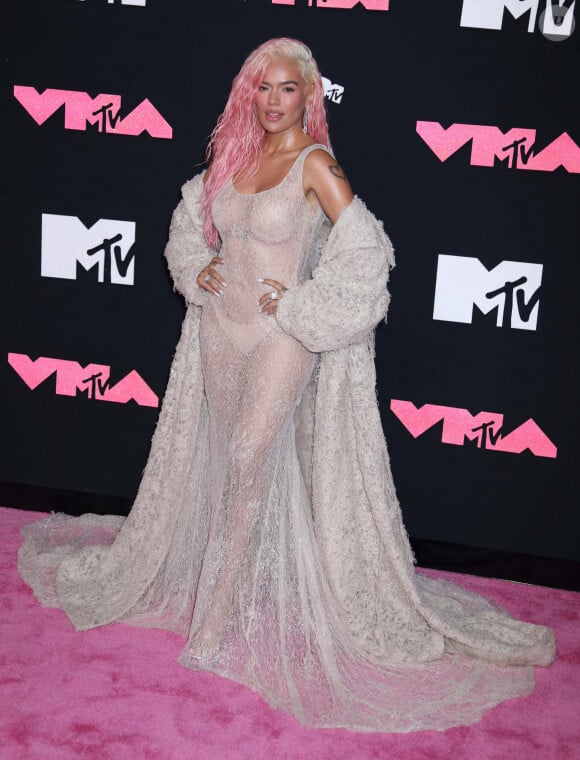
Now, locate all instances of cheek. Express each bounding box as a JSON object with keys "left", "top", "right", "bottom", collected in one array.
[
  {"left": 254, "top": 90, "right": 267, "bottom": 108},
  {"left": 284, "top": 92, "right": 306, "bottom": 111}
]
